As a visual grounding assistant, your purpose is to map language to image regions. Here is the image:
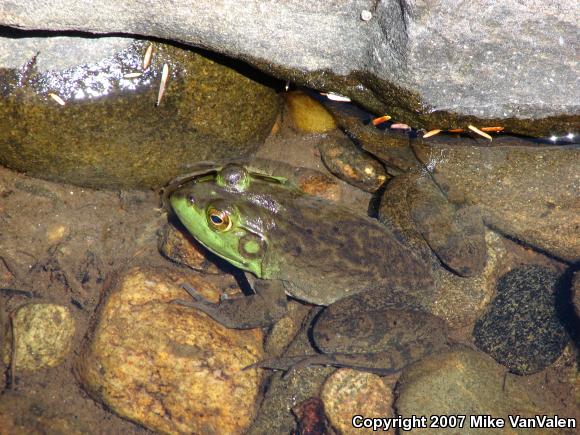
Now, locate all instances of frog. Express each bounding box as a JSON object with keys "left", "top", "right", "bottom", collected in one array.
[{"left": 164, "top": 158, "right": 448, "bottom": 374}]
